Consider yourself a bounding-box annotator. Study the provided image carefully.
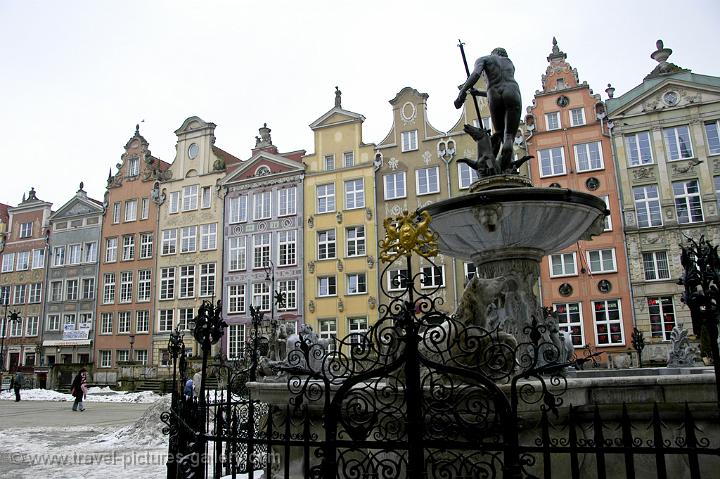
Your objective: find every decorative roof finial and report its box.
[335,86,342,108]
[651,38,672,64]
[135,124,140,135]
[605,83,615,99]
[27,187,37,200]
[256,123,272,148]
[78,181,85,193]
[547,36,566,62]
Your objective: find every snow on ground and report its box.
[0,387,161,403]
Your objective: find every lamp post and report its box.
[128,333,135,362]
[263,259,286,361]
[1,301,22,371]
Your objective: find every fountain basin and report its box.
[422,186,608,265]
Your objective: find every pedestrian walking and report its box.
[71,368,88,411]
[11,371,24,402]
[183,377,193,400]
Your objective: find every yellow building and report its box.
[302,89,379,344]
[154,116,240,365]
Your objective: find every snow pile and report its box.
[91,395,172,448]
[0,388,161,403]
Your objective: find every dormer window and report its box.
[556,78,566,90]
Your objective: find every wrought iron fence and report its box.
[163,217,720,479]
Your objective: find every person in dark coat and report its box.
[10,372,23,402]
[70,368,88,411]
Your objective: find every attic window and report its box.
[556,78,566,90]
[55,222,68,230]
[255,166,271,177]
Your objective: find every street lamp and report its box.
[1,301,22,371]
[263,259,286,361]
[128,333,135,362]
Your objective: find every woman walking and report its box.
[71,368,88,411]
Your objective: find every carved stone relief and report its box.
[631,167,655,181]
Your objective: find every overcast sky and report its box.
[1,0,718,208]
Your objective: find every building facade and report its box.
[95,126,169,382]
[606,40,720,362]
[0,188,52,385]
[303,89,379,344]
[220,125,305,358]
[43,184,103,387]
[524,39,633,359]
[154,117,240,365]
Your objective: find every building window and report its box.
[136,311,149,333]
[253,191,272,220]
[278,280,297,310]
[421,265,445,288]
[139,233,153,259]
[633,185,662,228]
[648,296,676,341]
[642,251,670,281]
[16,251,30,270]
[122,235,135,261]
[458,162,479,189]
[348,317,368,344]
[169,191,180,214]
[673,179,703,224]
[587,249,616,274]
[83,242,97,263]
[201,186,212,209]
[229,195,248,223]
[54,246,66,267]
[178,265,195,299]
[47,314,60,331]
[228,237,246,271]
[128,157,140,177]
[82,278,95,300]
[161,229,177,255]
[141,197,150,220]
[663,125,694,160]
[318,276,337,297]
[13,285,26,304]
[177,308,193,331]
[704,120,720,155]
[135,349,148,364]
[319,319,337,346]
[50,281,63,302]
[137,270,151,302]
[252,283,271,311]
[66,279,79,301]
[62,313,76,329]
[278,187,296,216]
[384,171,406,200]
[28,283,42,304]
[180,226,197,253]
[112,202,121,224]
[346,273,367,295]
[401,130,418,152]
[228,324,246,359]
[100,351,112,368]
[593,299,624,345]
[545,112,560,131]
[278,230,297,266]
[1,253,14,273]
[182,185,199,211]
[601,195,612,231]
[538,147,565,177]
[253,233,271,269]
[103,273,115,304]
[9,316,23,336]
[228,284,246,313]
[32,249,45,269]
[550,253,577,277]
[574,142,604,172]
[464,262,476,283]
[116,350,129,363]
[416,167,440,195]
[554,302,584,346]
[625,131,653,166]
[346,226,366,257]
[317,229,336,260]
[200,223,217,251]
[344,179,365,209]
[23,316,38,337]
[124,199,137,222]
[316,184,336,214]
[343,151,355,168]
[100,313,113,334]
[19,222,32,238]
[160,267,175,300]
[119,272,132,303]
[118,312,131,334]
[388,269,409,291]
[65,245,79,265]
[200,263,215,297]
[570,108,585,127]
[158,310,174,332]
